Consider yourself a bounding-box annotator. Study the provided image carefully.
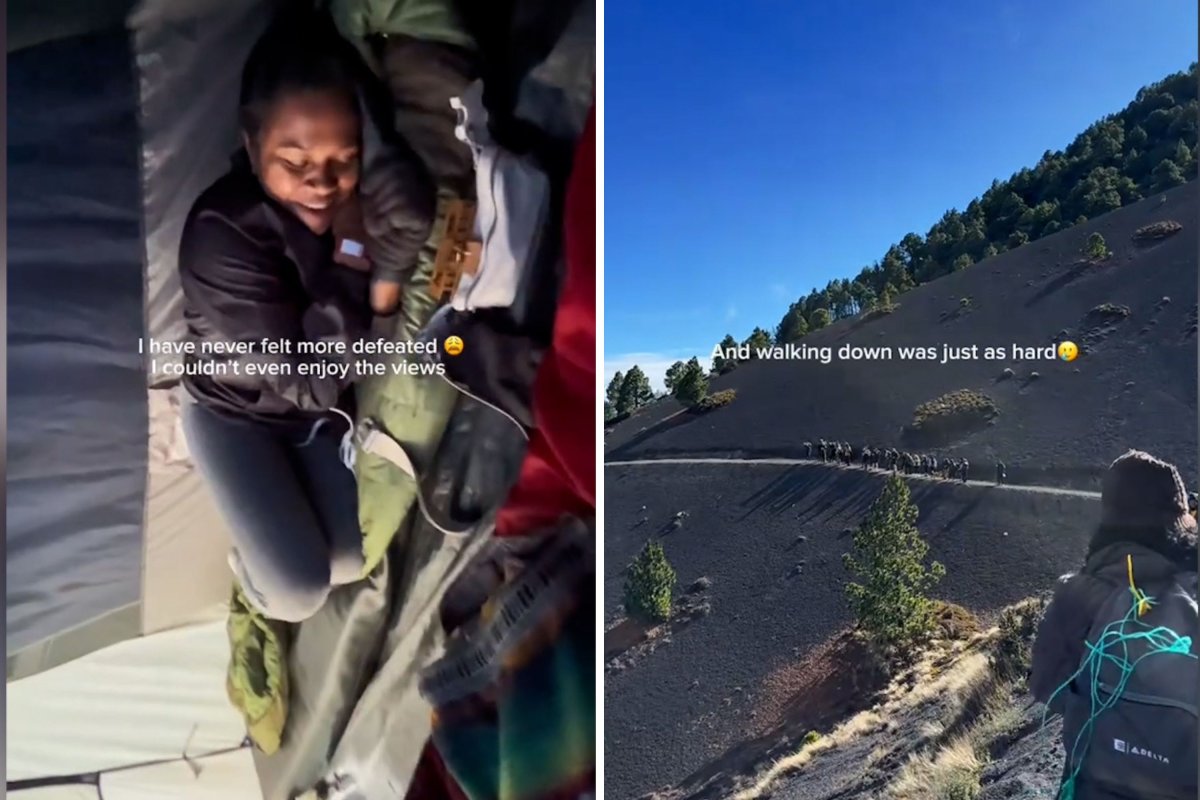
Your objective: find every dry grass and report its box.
[730,636,993,800]
[891,737,982,800]
[727,603,1040,800]
[908,390,999,440]
[697,389,738,411]
[1133,220,1183,242]
[857,304,899,325]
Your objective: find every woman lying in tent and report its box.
[179,9,432,623]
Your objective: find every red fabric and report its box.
[406,740,470,800]
[495,106,596,537]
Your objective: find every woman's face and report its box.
[249,89,361,235]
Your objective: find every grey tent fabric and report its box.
[5,0,281,685]
[253,400,527,798]
[7,0,138,52]
[132,0,283,374]
[7,28,149,666]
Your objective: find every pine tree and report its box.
[624,541,676,622]
[712,334,739,375]
[673,357,708,407]
[664,361,686,394]
[616,366,654,415]
[843,475,945,657]
[605,371,624,416]
[1151,158,1187,192]
[742,327,772,358]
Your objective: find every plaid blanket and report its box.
[420,519,595,800]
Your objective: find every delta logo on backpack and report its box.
[1061,564,1198,798]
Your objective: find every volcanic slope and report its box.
[605,181,1198,488]
[603,462,1100,800]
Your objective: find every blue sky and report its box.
[604,0,1198,391]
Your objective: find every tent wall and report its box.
[133,0,283,371]
[7,30,150,670]
[7,0,281,678]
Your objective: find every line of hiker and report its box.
[802,439,1009,485]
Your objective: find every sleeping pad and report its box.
[223,0,480,768]
[224,186,459,758]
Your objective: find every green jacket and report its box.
[330,0,475,51]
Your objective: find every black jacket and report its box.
[179,152,371,428]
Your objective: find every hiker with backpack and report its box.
[1030,449,1198,800]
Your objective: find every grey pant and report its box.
[182,400,365,623]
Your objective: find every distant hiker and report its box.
[960,458,969,483]
[803,441,813,459]
[1031,450,1198,800]
[996,461,1006,485]
[819,439,828,462]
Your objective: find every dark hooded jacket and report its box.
[179,151,372,429]
[1030,540,1196,710]
[1030,527,1197,799]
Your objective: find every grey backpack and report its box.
[1061,568,1198,798]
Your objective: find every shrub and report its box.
[998,367,1015,381]
[844,475,946,659]
[1133,220,1183,242]
[992,596,1048,681]
[696,389,737,411]
[1028,371,1041,381]
[1083,232,1111,260]
[803,731,822,746]
[1086,303,1131,323]
[858,304,898,325]
[933,601,982,641]
[624,541,676,623]
[910,390,999,435]
[959,296,972,308]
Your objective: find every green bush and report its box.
[844,475,946,659]
[803,731,822,746]
[697,389,737,411]
[624,541,677,623]
[910,390,999,435]
[1084,232,1111,260]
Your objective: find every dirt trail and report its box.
[605,456,1101,499]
